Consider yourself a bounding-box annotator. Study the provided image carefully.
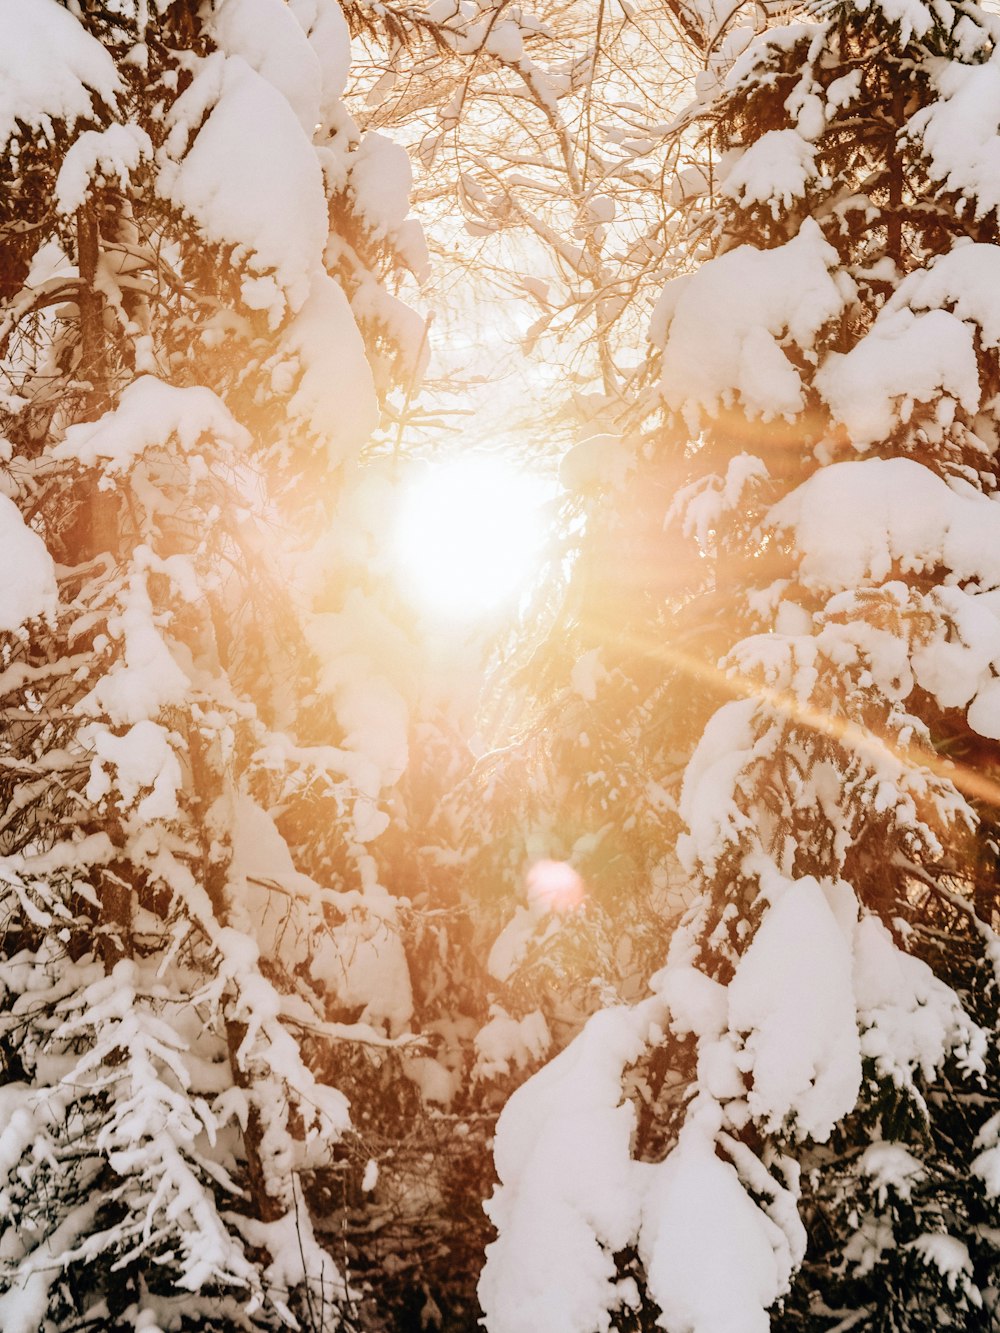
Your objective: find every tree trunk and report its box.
[76,203,119,561]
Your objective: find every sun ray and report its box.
[581,618,1000,814]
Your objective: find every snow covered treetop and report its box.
[651,0,1000,464]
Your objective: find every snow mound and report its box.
[480,1003,660,1333]
[653,220,848,429]
[55,376,250,475]
[770,458,1000,592]
[817,308,979,449]
[0,0,119,152]
[210,0,323,134]
[157,54,327,321]
[728,876,861,1141]
[277,274,379,464]
[640,1108,788,1333]
[0,493,57,630]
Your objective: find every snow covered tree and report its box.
[479,0,1000,1327]
[0,2,429,1328]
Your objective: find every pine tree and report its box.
[0,1,425,1328]
[480,0,1000,1328]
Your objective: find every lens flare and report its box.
[527,859,586,914]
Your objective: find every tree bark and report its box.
[76,203,119,560]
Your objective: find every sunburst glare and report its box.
[392,454,548,620]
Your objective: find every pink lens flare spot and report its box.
[526,859,586,914]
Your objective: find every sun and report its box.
[393,454,548,620]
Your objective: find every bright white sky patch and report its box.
[392,454,547,619]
